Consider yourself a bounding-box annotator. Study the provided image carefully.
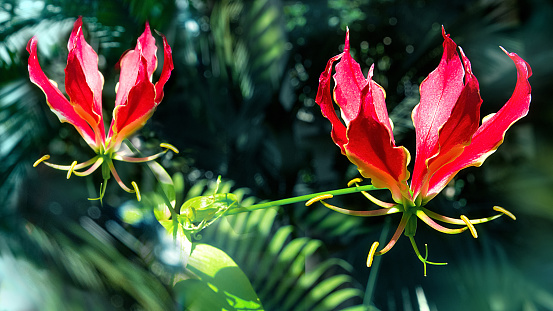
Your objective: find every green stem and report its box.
[226,184,381,215]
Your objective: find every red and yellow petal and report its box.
[344,77,411,203]
[315,52,347,153]
[65,16,105,144]
[333,28,367,125]
[115,23,158,110]
[410,27,465,197]
[27,36,98,150]
[424,48,532,201]
[107,56,157,151]
[422,47,482,195]
[154,32,174,105]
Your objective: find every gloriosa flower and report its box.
[315,27,531,271]
[29,17,177,201]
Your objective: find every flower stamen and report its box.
[366,241,379,267]
[460,215,478,238]
[348,178,396,208]
[66,161,78,179]
[160,143,179,154]
[39,156,99,171]
[113,144,177,163]
[375,213,410,256]
[72,157,104,177]
[347,178,364,187]
[131,181,141,201]
[307,194,403,217]
[416,210,468,234]
[107,159,134,193]
[33,155,51,167]
[305,194,334,206]
[493,206,516,220]
[422,207,500,225]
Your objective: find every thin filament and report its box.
[41,156,100,171]
[416,210,468,234]
[73,157,104,177]
[375,213,411,256]
[114,143,179,162]
[348,178,396,208]
[422,207,503,225]
[320,200,402,217]
[107,159,134,193]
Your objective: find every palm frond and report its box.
[184,178,365,310]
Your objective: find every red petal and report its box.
[333,28,367,124]
[344,74,411,203]
[65,17,105,144]
[154,32,174,105]
[424,49,532,201]
[315,52,347,153]
[411,27,464,197]
[107,56,156,150]
[420,47,483,199]
[114,22,157,110]
[27,36,98,150]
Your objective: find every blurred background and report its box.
[1,0,553,310]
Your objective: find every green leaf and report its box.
[147,160,176,208]
[185,178,364,310]
[178,243,263,310]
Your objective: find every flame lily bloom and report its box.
[29,17,177,201]
[315,27,531,271]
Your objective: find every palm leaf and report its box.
[183,178,365,310]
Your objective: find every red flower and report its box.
[29,17,177,201]
[316,27,531,270]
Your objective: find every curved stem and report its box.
[226,184,381,215]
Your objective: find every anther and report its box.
[460,215,478,238]
[347,178,363,187]
[160,143,179,154]
[366,241,380,267]
[33,155,50,167]
[66,161,78,179]
[131,181,141,201]
[305,194,333,206]
[493,206,516,220]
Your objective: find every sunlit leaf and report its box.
[177,243,263,311]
